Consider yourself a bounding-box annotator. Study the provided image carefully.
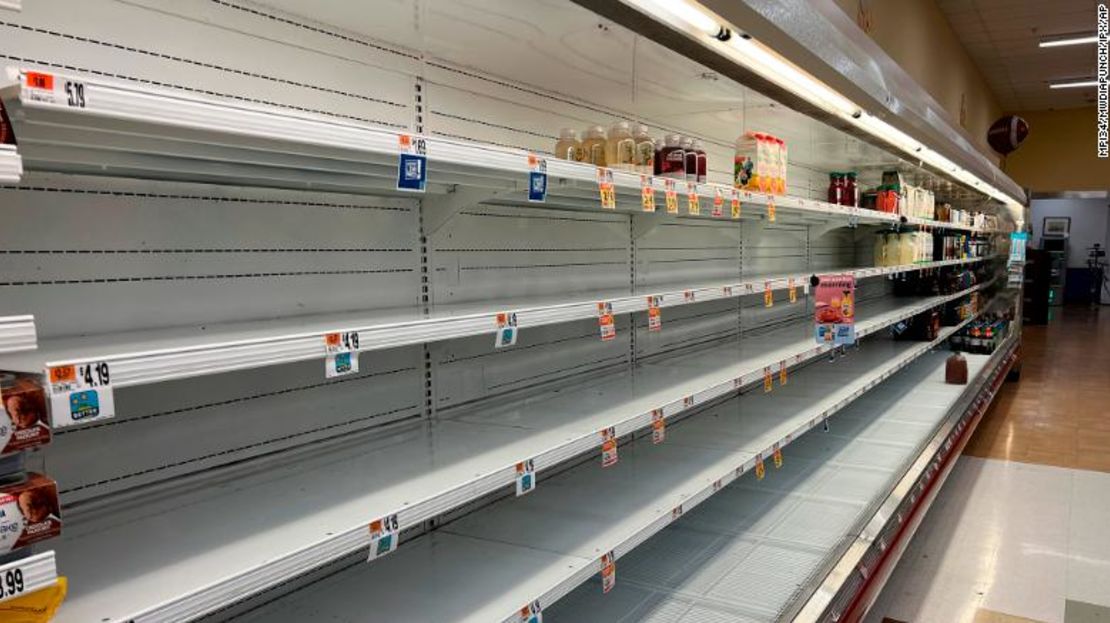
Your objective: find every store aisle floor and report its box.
[865,307,1110,623]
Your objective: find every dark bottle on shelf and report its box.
[827,172,842,205]
[843,172,859,207]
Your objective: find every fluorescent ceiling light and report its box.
[1049,79,1098,89]
[1039,34,1098,47]
[620,0,1026,211]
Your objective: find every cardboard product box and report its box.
[0,473,62,552]
[0,374,52,456]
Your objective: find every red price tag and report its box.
[25,71,54,90]
[730,189,741,219]
[712,187,724,217]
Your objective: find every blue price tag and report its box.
[527,155,547,203]
[396,134,427,192]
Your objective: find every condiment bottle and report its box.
[659,133,686,179]
[693,139,707,184]
[653,138,663,176]
[827,173,842,205]
[555,128,584,162]
[843,172,859,207]
[606,121,635,171]
[582,125,607,166]
[633,124,655,175]
[680,136,697,182]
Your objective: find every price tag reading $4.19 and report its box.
[46,362,115,428]
[324,331,360,378]
[367,514,400,561]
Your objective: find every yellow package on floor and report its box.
[0,577,67,623]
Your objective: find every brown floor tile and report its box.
[964,306,1110,474]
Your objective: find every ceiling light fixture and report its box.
[620,0,1026,214]
[1039,34,1098,48]
[1049,79,1099,89]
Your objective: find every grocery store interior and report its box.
[0,0,1107,622]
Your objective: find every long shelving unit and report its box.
[47,287,986,623]
[0,2,1024,622]
[0,258,991,389]
[235,316,999,623]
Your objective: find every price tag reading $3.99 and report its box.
[367,513,400,561]
[46,362,116,428]
[324,331,360,378]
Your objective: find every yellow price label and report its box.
[788,277,797,303]
[596,167,616,210]
[767,197,776,222]
[755,455,766,480]
[763,367,773,393]
[779,361,787,386]
[686,182,700,215]
[773,445,783,468]
[712,187,724,217]
[731,190,741,219]
[664,179,678,214]
[764,281,773,308]
[640,176,655,212]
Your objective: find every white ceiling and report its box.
[938,0,1100,111]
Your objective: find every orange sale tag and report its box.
[651,409,665,444]
[664,179,679,214]
[601,552,616,594]
[686,182,700,215]
[773,444,783,468]
[640,175,656,212]
[597,301,616,341]
[600,426,618,467]
[731,189,741,219]
[779,361,788,386]
[788,278,797,303]
[764,281,773,308]
[767,197,776,222]
[25,71,55,90]
[647,306,661,331]
[712,187,724,217]
[596,168,616,210]
[755,454,766,480]
[763,367,773,393]
[47,365,75,385]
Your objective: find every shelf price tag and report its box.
[518,601,542,623]
[640,175,656,212]
[772,443,783,469]
[685,182,700,215]
[597,302,616,341]
[779,361,788,386]
[712,187,724,217]
[515,458,536,496]
[46,362,115,428]
[495,312,519,348]
[646,296,662,332]
[367,513,400,561]
[396,134,427,192]
[600,426,618,467]
[0,554,51,605]
[755,454,766,480]
[764,281,773,308]
[731,189,741,219]
[788,278,797,304]
[23,71,87,109]
[664,179,679,214]
[722,285,733,297]
[597,168,616,210]
[600,551,616,594]
[767,196,776,222]
[527,155,547,203]
[671,504,684,521]
[651,408,665,444]
[712,478,724,492]
[324,331,360,378]
[763,367,773,393]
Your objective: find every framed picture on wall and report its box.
[1043,216,1071,238]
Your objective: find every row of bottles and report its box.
[827,172,860,207]
[874,231,994,267]
[555,123,708,180]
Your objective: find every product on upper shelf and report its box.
[0,473,61,553]
[660,133,685,179]
[633,124,654,175]
[827,173,843,205]
[693,139,707,184]
[0,373,51,456]
[582,125,607,166]
[881,169,906,192]
[652,138,663,176]
[734,131,786,194]
[843,172,859,207]
[606,121,635,171]
[680,136,697,182]
[554,128,585,162]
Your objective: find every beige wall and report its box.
[833,0,1003,164]
[1004,107,1110,192]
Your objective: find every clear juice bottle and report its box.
[606,121,635,171]
[582,125,607,166]
[633,124,654,175]
[555,128,584,162]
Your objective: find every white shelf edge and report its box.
[112,285,986,623]
[495,313,982,623]
[4,257,993,389]
[1,67,1006,234]
[0,1,18,12]
[0,144,22,182]
[0,551,57,605]
[0,314,36,354]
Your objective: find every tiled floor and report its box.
[866,306,1110,623]
[963,306,1110,473]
